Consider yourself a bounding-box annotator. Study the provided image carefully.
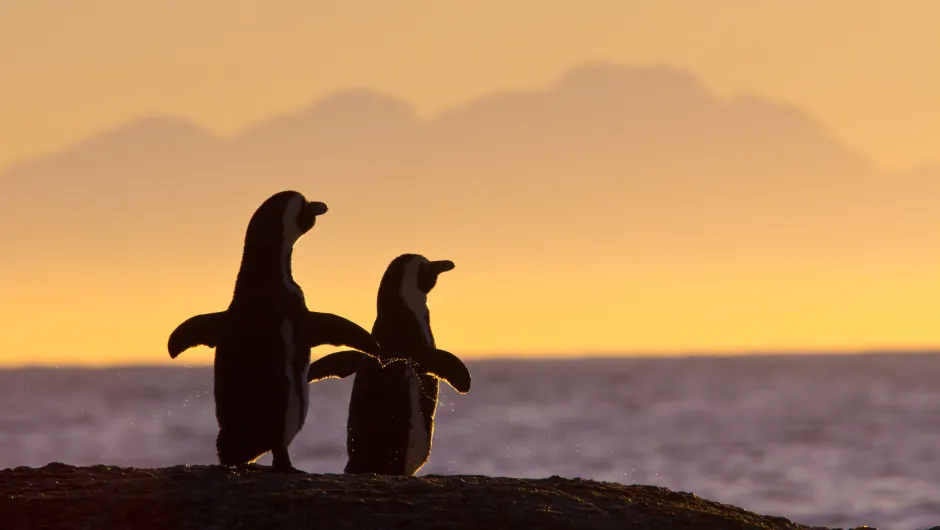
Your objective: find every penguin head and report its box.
[399,254,455,296]
[417,258,456,294]
[244,190,328,250]
[377,253,455,309]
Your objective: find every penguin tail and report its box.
[216,428,268,466]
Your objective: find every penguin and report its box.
[307,253,471,476]
[166,190,383,473]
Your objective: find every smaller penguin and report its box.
[167,190,383,473]
[307,253,471,476]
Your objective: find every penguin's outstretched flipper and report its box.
[413,348,471,394]
[168,311,227,358]
[305,311,383,359]
[307,350,364,382]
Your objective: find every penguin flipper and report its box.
[413,348,472,394]
[305,311,382,359]
[168,312,226,359]
[307,350,364,383]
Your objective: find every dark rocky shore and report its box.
[1,463,877,530]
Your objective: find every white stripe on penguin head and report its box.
[280,194,307,297]
[400,256,432,347]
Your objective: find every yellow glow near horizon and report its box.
[1,260,938,367]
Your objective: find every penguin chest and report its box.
[401,290,433,347]
[281,318,310,446]
[403,361,431,475]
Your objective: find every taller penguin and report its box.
[308,253,471,476]
[167,190,383,473]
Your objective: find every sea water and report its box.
[1,354,938,529]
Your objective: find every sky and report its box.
[2,0,938,175]
[0,1,938,366]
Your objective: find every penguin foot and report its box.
[271,446,305,474]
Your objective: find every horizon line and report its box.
[3,347,938,369]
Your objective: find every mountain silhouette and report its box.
[2,64,933,263]
[0,63,936,359]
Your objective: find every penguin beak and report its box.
[430,260,455,275]
[306,201,328,216]
[296,201,328,233]
[417,260,455,293]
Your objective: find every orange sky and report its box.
[2,260,938,367]
[1,0,938,175]
[0,1,938,366]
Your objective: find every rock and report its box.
[1,462,840,529]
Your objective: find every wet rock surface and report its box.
[1,462,873,529]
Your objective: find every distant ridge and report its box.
[0,63,936,361]
[3,63,935,258]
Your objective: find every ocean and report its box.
[1,354,938,529]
